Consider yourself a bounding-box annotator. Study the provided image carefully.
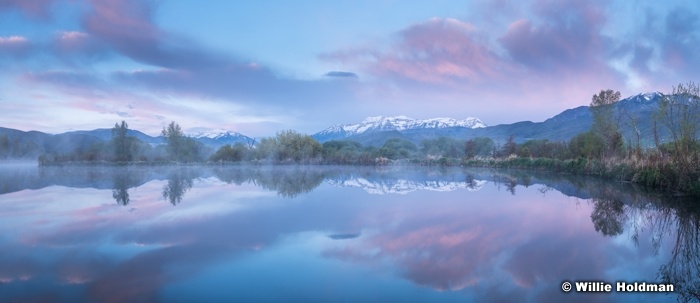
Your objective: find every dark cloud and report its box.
[79,0,221,70]
[3,0,700,132]
[629,44,654,75]
[665,7,698,34]
[0,0,207,66]
[0,0,356,123]
[323,71,358,78]
[609,4,700,89]
[499,0,607,72]
[660,8,700,74]
[112,64,354,108]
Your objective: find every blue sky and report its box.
[0,0,698,136]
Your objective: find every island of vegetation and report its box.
[23,82,700,195]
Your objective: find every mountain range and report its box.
[312,92,666,146]
[0,127,253,159]
[0,91,674,158]
[313,116,486,142]
[188,130,256,147]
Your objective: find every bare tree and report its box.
[622,109,642,156]
[590,89,623,158]
[656,82,700,158]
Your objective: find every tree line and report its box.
[36,118,542,165]
[470,83,700,195]
[33,82,700,194]
[38,121,210,164]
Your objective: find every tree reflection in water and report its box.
[3,165,699,300]
[110,168,147,206]
[162,169,196,205]
[477,169,700,301]
[589,190,700,302]
[213,166,326,198]
[654,201,700,303]
[254,168,325,198]
[590,198,625,237]
[112,173,131,206]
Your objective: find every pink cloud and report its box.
[79,0,229,70]
[52,31,109,58]
[320,181,657,300]
[0,0,355,134]
[0,35,32,57]
[319,1,638,123]
[324,18,507,87]
[82,0,158,54]
[323,3,614,89]
[0,168,683,302]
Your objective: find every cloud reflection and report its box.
[0,166,692,302]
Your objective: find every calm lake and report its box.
[0,164,697,302]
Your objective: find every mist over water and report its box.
[0,165,696,302]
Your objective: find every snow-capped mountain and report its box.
[313,115,486,142]
[187,129,255,147]
[189,129,245,140]
[620,91,664,109]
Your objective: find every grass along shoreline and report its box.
[455,155,700,196]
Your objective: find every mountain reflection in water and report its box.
[0,164,698,302]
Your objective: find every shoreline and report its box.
[33,156,700,196]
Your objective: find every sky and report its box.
[0,0,699,137]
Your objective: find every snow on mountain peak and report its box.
[621,92,664,108]
[316,115,486,137]
[641,91,663,101]
[187,129,245,139]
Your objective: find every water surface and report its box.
[0,165,697,302]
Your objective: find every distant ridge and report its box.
[0,91,677,158]
[187,129,255,147]
[0,127,254,159]
[312,92,668,146]
[64,128,255,147]
[313,115,486,142]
